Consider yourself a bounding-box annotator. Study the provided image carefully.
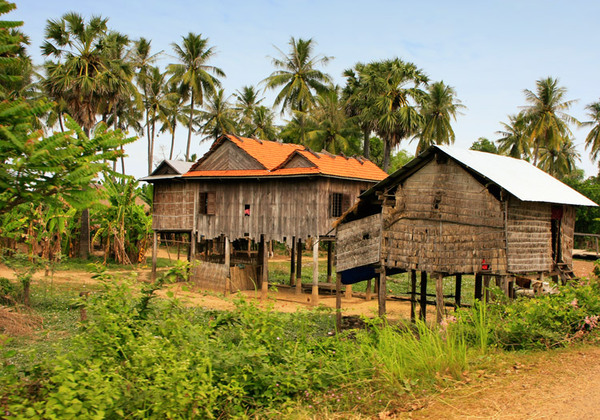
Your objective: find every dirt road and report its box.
[406,345,600,419]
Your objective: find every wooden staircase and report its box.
[552,263,577,285]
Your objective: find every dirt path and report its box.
[405,345,600,419]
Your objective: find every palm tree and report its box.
[279,111,314,145]
[248,106,278,141]
[200,89,237,142]
[264,37,332,115]
[538,137,580,179]
[131,37,162,172]
[342,64,377,159]
[168,33,224,161]
[306,87,360,154]
[522,77,578,165]
[414,81,464,154]
[234,85,264,135]
[496,113,531,159]
[360,58,428,171]
[144,66,170,172]
[160,82,187,160]
[583,100,600,162]
[41,13,110,134]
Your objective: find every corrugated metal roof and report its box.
[140,160,195,182]
[434,146,597,206]
[164,160,194,175]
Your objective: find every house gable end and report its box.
[195,139,266,171]
[280,153,316,169]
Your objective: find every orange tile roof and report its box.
[184,134,388,182]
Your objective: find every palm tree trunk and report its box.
[146,109,152,174]
[383,135,392,172]
[362,127,370,159]
[150,119,156,171]
[58,113,65,133]
[186,91,195,161]
[169,123,176,160]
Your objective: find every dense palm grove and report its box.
[2,0,600,257]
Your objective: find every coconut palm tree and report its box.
[360,58,428,171]
[583,100,600,162]
[279,110,314,145]
[306,87,360,154]
[264,37,332,115]
[522,77,578,166]
[414,81,464,154]
[144,66,170,172]
[160,83,187,160]
[168,33,224,160]
[234,85,264,135]
[496,113,531,159]
[41,13,110,134]
[248,106,278,141]
[538,137,580,179]
[200,89,237,142]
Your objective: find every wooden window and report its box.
[199,191,216,215]
[329,193,350,218]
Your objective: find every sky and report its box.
[13,0,600,179]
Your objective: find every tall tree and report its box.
[200,88,237,142]
[583,100,600,162]
[41,12,110,133]
[414,81,464,154]
[168,33,224,161]
[144,66,169,171]
[264,37,332,115]
[248,106,278,141]
[234,85,264,135]
[160,82,186,160]
[522,77,578,165]
[496,113,531,159]
[538,137,580,179]
[359,58,428,171]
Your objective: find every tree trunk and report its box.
[58,113,65,133]
[146,108,152,175]
[169,123,176,160]
[383,136,391,172]
[186,91,195,162]
[362,126,370,159]
[79,208,90,260]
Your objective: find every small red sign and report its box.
[481,259,490,271]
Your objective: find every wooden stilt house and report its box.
[334,145,597,322]
[144,134,387,299]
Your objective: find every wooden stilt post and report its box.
[295,238,302,294]
[151,231,158,281]
[326,240,333,283]
[224,237,231,296]
[335,272,342,332]
[345,283,352,299]
[378,265,387,318]
[483,275,491,302]
[420,271,427,321]
[260,235,268,300]
[435,273,444,323]
[311,239,319,306]
[410,270,417,322]
[454,274,462,308]
[289,236,296,286]
[365,279,372,301]
[474,273,483,300]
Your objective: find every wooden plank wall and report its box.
[381,159,507,274]
[560,205,576,266]
[194,177,372,244]
[195,140,263,171]
[152,182,195,231]
[336,213,382,272]
[506,198,552,272]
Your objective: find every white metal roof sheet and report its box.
[435,146,597,207]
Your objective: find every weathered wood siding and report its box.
[152,181,195,231]
[336,213,382,272]
[381,159,507,274]
[506,198,552,273]
[192,177,373,244]
[196,141,263,171]
[285,154,314,168]
[561,205,576,266]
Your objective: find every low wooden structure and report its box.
[144,135,387,300]
[334,146,597,324]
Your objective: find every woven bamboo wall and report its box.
[381,159,507,274]
[152,182,195,231]
[561,205,576,266]
[191,261,229,292]
[336,213,382,272]
[506,198,552,273]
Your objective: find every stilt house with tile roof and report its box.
[144,134,387,298]
[333,145,597,323]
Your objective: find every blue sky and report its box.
[14,0,600,179]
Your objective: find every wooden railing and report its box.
[574,232,600,257]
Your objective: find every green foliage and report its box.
[562,175,600,233]
[470,137,498,154]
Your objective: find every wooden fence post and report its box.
[378,265,387,318]
[410,270,417,322]
[435,273,444,323]
[295,239,303,295]
[335,272,342,332]
[260,235,268,300]
[420,271,427,321]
